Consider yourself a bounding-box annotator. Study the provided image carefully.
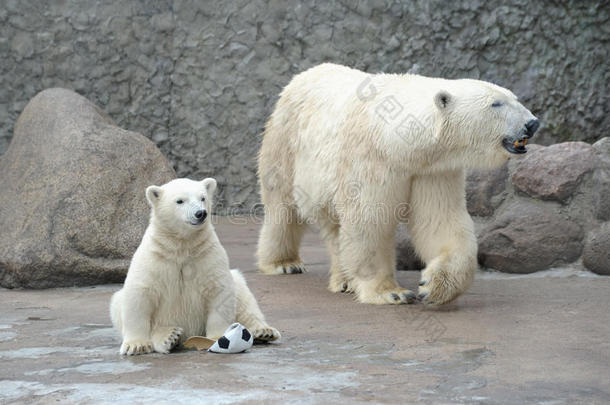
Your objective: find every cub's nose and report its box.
[194,210,206,220]
[525,119,540,137]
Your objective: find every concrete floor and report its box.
[1,217,609,404]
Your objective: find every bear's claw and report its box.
[282,264,305,274]
[379,290,417,305]
[340,281,355,293]
[403,291,417,303]
[120,340,154,356]
[152,326,183,354]
[262,261,306,275]
[252,326,281,343]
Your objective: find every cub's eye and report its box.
[176,200,184,205]
[201,197,206,202]
[491,101,503,107]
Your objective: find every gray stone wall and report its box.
[1,0,608,212]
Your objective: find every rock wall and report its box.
[1,0,608,211]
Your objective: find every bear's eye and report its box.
[176,199,184,205]
[491,101,503,107]
[201,197,206,202]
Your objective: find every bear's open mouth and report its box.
[502,137,528,154]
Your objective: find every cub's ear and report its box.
[201,178,217,196]
[146,186,163,207]
[434,90,452,111]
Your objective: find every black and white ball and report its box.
[209,323,253,354]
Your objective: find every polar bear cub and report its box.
[110,177,280,355]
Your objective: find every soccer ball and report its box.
[209,323,253,354]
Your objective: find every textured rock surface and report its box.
[466,164,508,217]
[511,142,599,203]
[1,0,608,211]
[583,223,610,275]
[0,88,175,288]
[592,138,610,221]
[478,202,583,273]
[593,137,610,156]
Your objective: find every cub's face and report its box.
[146,178,217,233]
[435,79,539,168]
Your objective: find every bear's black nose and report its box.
[525,119,539,137]
[194,210,205,219]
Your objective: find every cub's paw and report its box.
[261,261,306,275]
[120,340,154,356]
[152,326,183,354]
[251,325,281,343]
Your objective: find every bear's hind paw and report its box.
[359,288,417,305]
[386,290,417,305]
[261,261,306,275]
[328,275,354,294]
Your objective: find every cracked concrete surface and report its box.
[0,217,609,404]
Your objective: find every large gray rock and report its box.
[0,88,175,288]
[466,163,508,217]
[593,137,610,156]
[478,202,583,274]
[583,223,610,275]
[511,142,599,203]
[592,138,610,221]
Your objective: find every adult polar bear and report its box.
[257,63,539,305]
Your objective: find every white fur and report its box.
[257,63,537,305]
[111,178,279,355]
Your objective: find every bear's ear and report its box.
[145,185,163,207]
[201,178,217,196]
[434,90,452,111]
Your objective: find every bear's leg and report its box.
[257,204,307,275]
[109,289,123,335]
[231,270,281,342]
[408,170,478,305]
[114,288,157,355]
[339,223,416,305]
[204,285,236,340]
[319,221,353,293]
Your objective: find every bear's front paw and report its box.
[251,325,281,343]
[151,326,183,354]
[120,339,154,356]
[418,271,461,305]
